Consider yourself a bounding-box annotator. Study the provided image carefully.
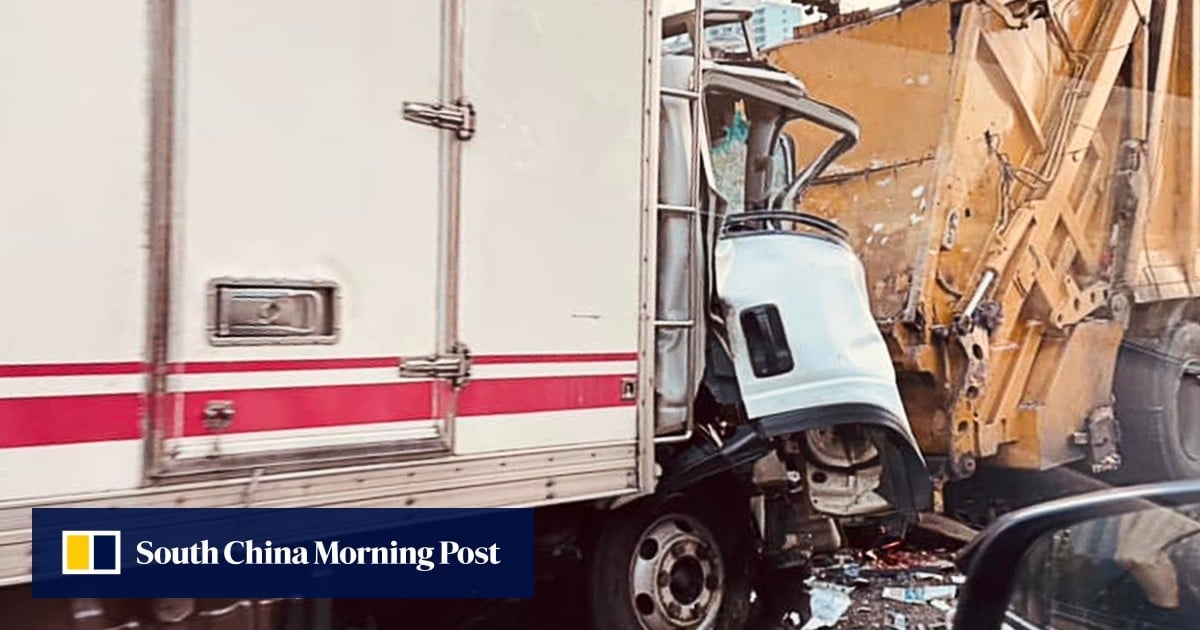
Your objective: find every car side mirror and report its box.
[953,478,1200,629]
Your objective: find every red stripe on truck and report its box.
[458,374,631,416]
[177,374,631,436]
[1,373,635,447]
[0,362,144,377]
[0,394,142,447]
[180,382,434,435]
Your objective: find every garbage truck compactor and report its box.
[770,0,1200,505]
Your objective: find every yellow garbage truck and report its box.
[768,0,1200,505]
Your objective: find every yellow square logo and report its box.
[61,530,121,575]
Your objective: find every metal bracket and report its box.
[399,343,473,388]
[202,400,235,432]
[941,208,960,251]
[402,98,476,140]
[1072,405,1122,473]
[980,0,1031,29]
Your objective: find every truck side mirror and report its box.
[954,477,1200,629]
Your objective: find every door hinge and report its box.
[402,98,476,140]
[399,343,473,388]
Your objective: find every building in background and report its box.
[748,2,808,49]
[704,1,830,50]
[664,1,898,54]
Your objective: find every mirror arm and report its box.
[770,134,854,210]
[767,97,859,211]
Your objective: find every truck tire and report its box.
[1113,322,1200,482]
[585,489,754,630]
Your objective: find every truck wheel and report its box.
[1113,322,1200,482]
[585,491,753,630]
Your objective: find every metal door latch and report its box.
[399,343,473,388]
[203,400,236,432]
[402,99,476,140]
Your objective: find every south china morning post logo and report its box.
[61,530,121,575]
[62,530,502,574]
[131,538,502,571]
[33,507,534,598]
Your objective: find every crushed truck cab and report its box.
[651,9,930,523]
[0,2,928,628]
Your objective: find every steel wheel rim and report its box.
[628,513,724,629]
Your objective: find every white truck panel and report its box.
[458,0,645,355]
[170,0,441,362]
[170,420,442,459]
[0,1,148,501]
[163,0,446,461]
[0,374,144,399]
[0,442,141,502]
[0,0,148,363]
[456,408,638,454]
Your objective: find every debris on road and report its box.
[881,585,958,604]
[801,582,854,630]
[805,534,970,628]
[915,512,980,545]
[886,611,907,629]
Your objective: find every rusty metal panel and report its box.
[1130,0,1200,301]
[768,0,953,321]
[994,320,1124,470]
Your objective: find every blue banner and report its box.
[32,508,533,598]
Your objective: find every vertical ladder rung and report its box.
[655,0,705,446]
[660,87,701,100]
